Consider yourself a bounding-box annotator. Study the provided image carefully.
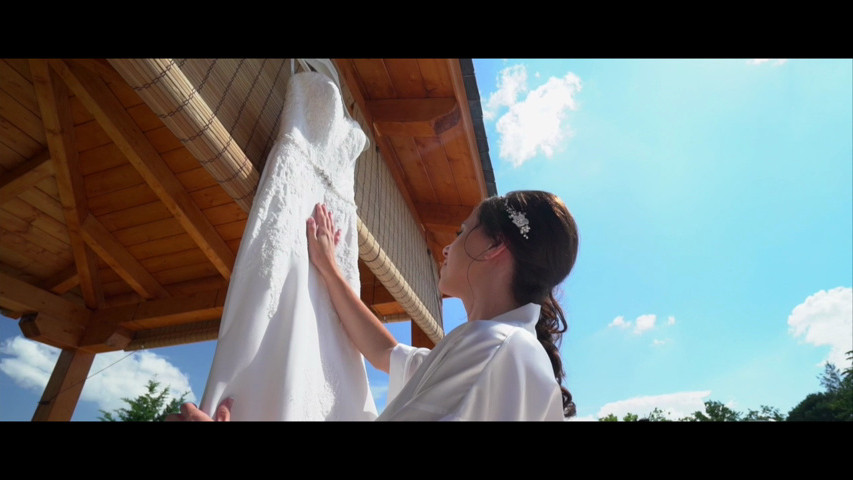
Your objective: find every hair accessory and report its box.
[504,199,530,239]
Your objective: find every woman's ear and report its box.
[482,241,508,260]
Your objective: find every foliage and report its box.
[787,357,853,422]
[99,379,187,422]
[682,400,741,422]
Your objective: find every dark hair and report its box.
[476,190,579,417]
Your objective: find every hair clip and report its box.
[505,199,530,239]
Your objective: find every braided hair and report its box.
[476,191,579,417]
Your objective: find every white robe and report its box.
[380,303,565,421]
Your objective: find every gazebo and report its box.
[0,58,496,420]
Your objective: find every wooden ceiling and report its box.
[0,58,493,355]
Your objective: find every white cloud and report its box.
[0,335,195,414]
[634,314,657,334]
[667,315,676,326]
[747,59,788,66]
[597,390,712,420]
[483,65,528,121]
[484,64,583,167]
[608,315,630,329]
[652,338,667,346]
[370,383,388,403]
[788,286,853,368]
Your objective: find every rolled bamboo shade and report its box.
[109,58,444,345]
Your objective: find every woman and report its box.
[172,190,578,421]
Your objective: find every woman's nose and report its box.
[442,244,450,258]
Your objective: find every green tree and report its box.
[99,379,187,422]
[742,405,785,422]
[682,400,741,421]
[787,359,853,421]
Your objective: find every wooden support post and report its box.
[31,348,95,421]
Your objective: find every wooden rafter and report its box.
[31,348,94,421]
[368,98,460,137]
[48,59,236,280]
[0,150,53,204]
[80,214,169,300]
[29,59,104,309]
[0,271,89,325]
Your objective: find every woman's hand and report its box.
[165,398,233,422]
[306,203,342,280]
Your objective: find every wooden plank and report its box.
[384,59,428,98]
[0,115,43,158]
[415,202,473,230]
[161,147,202,174]
[445,59,488,200]
[0,236,62,277]
[20,312,87,351]
[0,271,89,324]
[351,59,397,99]
[83,163,144,198]
[416,59,454,97]
[39,263,80,294]
[190,184,241,209]
[0,216,69,255]
[0,227,71,267]
[112,217,184,246]
[387,136,437,203]
[97,200,171,231]
[3,196,68,242]
[440,123,484,206]
[73,119,113,152]
[30,59,103,309]
[202,202,248,226]
[4,59,32,81]
[0,142,27,170]
[126,102,164,132]
[77,142,127,175]
[141,248,207,273]
[144,125,184,153]
[415,136,462,204]
[126,233,197,260]
[80,213,170,300]
[368,98,459,137]
[31,347,94,421]
[19,185,67,224]
[155,262,219,285]
[87,183,158,216]
[176,166,218,192]
[0,59,40,114]
[52,59,235,280]
[91,288,225,331]
[0,150,53,204]
[0,88,46,144]
[214,219,248,242]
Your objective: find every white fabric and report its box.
[379,303,565,421]
[199,66,377,421]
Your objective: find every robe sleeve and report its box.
[387,343,431,405]
[445,329,565,421]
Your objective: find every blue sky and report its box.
[2,58,851,421]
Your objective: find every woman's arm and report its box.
[306,203,397,373]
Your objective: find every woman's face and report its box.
[438,206,494,298]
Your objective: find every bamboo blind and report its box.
[109,58,444,346]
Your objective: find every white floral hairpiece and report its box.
[504,199,530,239]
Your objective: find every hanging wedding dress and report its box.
[200,59,377,420]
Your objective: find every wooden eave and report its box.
[0,58,494,354]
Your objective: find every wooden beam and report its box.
[30,59,104,309]
[415,202,473,230]
[446,59,488,200]
[19,312,86,350]
[0,271,89,325]
[49,59,236,280]
[80,213,169,300]
[31,348,94,421]
[0,150,53,204]
[368,98,459,137]
[90,287,225,331]
[411,320,435,348]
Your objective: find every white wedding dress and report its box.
[200,61,378,420]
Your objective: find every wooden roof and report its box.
[0,58,493,355]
